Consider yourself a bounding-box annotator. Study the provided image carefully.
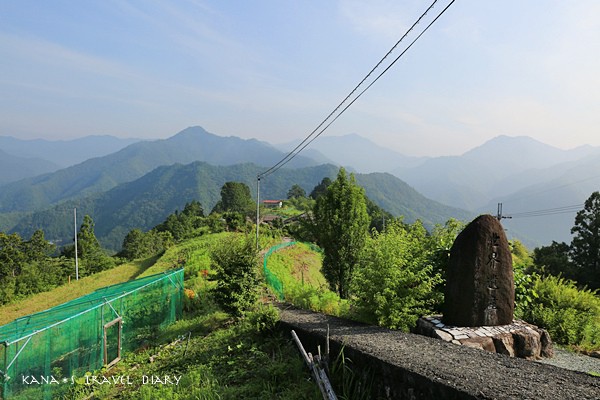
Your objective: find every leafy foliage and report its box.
[533,240,575,279]
[211,181,254,215]
[74,215,116,274]
[519,275,600,351]
[0,230,72,304]
[211,235,260,316]
[351,220,442,331]
[312,168,369,299]
[570,191,600,289]
[309,177,332,199]
[287,184,307,199]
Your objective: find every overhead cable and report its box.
[258,0,455,179]
[506,203,583,219]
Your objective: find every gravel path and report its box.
[279,306,600,400]
[537,348,600,375]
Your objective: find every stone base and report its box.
[414,315,554,360]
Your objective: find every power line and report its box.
[258,0,455,180]
[502,174,600,204]
[505,203,583,219]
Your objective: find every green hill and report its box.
[9,162,472,252]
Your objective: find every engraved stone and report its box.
[443,214,515,326]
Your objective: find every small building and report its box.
[0,269,184,399]
[262,200,283,208]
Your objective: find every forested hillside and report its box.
[8,162,471,251]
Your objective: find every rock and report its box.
[413,318,435,336]
[512,329,541,360]
[539,329,554,358]
[492,333,515,357]
[461,337,496,352]
[444,215,514,327]
[433,328,453,342]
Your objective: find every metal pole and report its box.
[256,177,260,250]
[74,208,79,280]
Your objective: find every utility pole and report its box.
[74,208,79,280]
[497,203,512,221]
[256,177,260,250]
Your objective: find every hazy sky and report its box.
[1,0,599,156]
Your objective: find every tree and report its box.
[120,228,148,260]
[287,184,306,199]
[533,241,575,279]
[365,196,394,233]
[309,177,332,200]
[211,182,254,215]
[211,235,259,316]
[570,191,600,289]
[77,215,114,274]
[154,200,207,241]
[312,168,369,298]
[24,229,55,263]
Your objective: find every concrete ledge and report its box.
[277,306,600,400]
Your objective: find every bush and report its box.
[351,220,442,331]
[520,275,600,351]
[211,235,259,316]
[243,304,279,333]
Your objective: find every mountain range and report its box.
[1,126,597,249]
[278,134,600,246]
[0,127,318,213]
[0,135,142,183]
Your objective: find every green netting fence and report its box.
[0,268,184,400]
[263,242,322,300]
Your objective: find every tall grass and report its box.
[264,243,350,317]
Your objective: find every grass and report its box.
[0,255,160,325]
[62,299,320,400]
[264,242,350,317]
[1,232,321,400]
[0,233,227,326]
[51,235,321,400]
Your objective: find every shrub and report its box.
[520,275,600,351]
[351,220,442,331]
[211,235,259,316]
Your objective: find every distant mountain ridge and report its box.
[393,135,600,212]
[0,149,60,185]
[9,162,472,251]
[2,127,597,248]
[0,134,142,167]
[0,126,319,213]
[0,134,141,185]
[277,133,427,173]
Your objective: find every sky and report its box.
[1,0,599,157]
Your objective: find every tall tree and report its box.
[309,177,332,200]
[570,191,600,289]
[533,241,576,279]
[211,182,254,214]
[287,184,306,199]
[312,168,369,298]
[77,215,114,274]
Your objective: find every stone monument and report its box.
[413,214,553,359]
[444,214,514,327]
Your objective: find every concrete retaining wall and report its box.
[277,306,600,400]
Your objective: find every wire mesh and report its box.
[0,268,184,399]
